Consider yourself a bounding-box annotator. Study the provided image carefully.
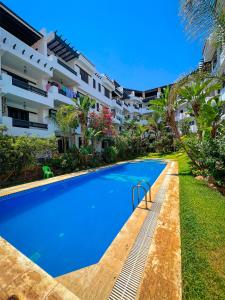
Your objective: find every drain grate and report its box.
[109,164,173,300]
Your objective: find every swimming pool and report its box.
[0,160,166,277]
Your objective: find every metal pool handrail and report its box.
[137,179,151,202]
[132,184,148,211]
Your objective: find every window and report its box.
[102,140,109,149]
[80,68,89,84]
[98,83,101,92]
[104,87,110,98]
[97,103,100,111]
[8,106,29,121]
[58,138,69,153]
[93,78,96,89]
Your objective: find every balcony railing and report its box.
[12,119,29,128]
[12,118,48,129]
[57,59,77,76]
[12,77,47,97]
[29,121,48,129]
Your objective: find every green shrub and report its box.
[187,136,225,186]
[103,146,118,163]
[0,135,57,184]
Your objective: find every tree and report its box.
[55,103,79,152]
[177,73,222,139]
[55,95,95,151]
[73,95,96,146]
[200,96,225,138]
[89,106,115,138]
[148,86,180,140]
[179,0,225,44]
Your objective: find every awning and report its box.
[47,33,79,62]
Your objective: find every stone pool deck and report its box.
[0,160,181,300]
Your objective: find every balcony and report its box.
[12,118,48,129]
[57,59,77,76]
[0,27,53,76]
[0,73,54,108]
[12,77,47,97]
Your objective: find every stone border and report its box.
[0,238,79,299]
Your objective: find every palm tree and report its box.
[85,127,102,150]
[144,112,161,140]
[200,96,225,138]
[73,95,96,146]
[55,95,95,151]
[177,74,221,139]
[148,86,180,139]
[179,0,225,43]
[55,104,79,152]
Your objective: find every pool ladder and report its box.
[132,180,151,211]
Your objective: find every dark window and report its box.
[93,78,96,89]
[102,140,108,149]
[139,104,142,108]
[98,83,101,92]
[104,87,110,98]
[180,110,183,113]
[58,138,69,153]
[97,103,100,111]
[8,106,29,121]
[80,68,89,84]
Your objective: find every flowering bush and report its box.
[89,106,116,138]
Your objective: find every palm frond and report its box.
[180,0,225,43]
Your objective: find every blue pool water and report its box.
[0,160,166,277]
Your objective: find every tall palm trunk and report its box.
[80,122,87,147]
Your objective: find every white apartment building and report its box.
[0,2,158,151]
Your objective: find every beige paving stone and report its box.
[137,162,181,300]
[0,238,79,300]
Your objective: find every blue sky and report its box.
[4,0,203,90]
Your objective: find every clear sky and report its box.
[3,0,203,90]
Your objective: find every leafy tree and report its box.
[200,96,225,138]
[89,106,115,138]
[149,86,180,139]
[55,103,79,152]
[177,73,222,139]
[180,0,225,44]
[178,117,192,135]
[73,95,96,146]
[55,95,95,151]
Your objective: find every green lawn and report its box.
[146,152,225,299]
